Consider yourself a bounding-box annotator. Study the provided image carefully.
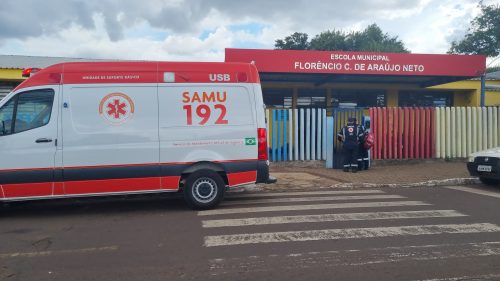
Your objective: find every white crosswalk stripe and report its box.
[222,194,406,206]
[222,194,405,206]
[204,223,500,247]
[209,242,500,275]
[198,200,430,216]
[202,210,467,228]
[225,189,385,198]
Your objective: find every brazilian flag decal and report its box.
[245,137,257,145]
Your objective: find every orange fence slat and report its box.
[398,108,404,159]
[388,108,393,159]
[404,108,409,159]
[430,108,436,158]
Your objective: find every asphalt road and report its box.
[1,184,500,281]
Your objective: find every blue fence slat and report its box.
[272,110,277,162]
[285,110,289,161]
[277,110,282,161]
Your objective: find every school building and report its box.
[225,48,498,108]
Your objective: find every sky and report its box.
[0,0,497,66]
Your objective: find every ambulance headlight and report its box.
[467,155,475,163]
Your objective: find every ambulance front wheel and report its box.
[183,170,225,210]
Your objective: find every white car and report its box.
[467,147,500,186]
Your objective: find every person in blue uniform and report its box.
[337,117,365,173]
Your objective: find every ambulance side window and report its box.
[0,89,55,136]
[0,98,15,135]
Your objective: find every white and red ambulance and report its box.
[0,61,272,209]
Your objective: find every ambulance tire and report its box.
[183,170,225,210]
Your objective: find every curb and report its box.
[232,177,481,193]
[331,177,481,188]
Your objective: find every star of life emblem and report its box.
[99,92,135,125]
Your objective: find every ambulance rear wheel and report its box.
[183,170,225,210]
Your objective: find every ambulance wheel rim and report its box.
[192,177,218,203]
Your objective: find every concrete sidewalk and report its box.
[254,159,479,191]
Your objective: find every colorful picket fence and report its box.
[266,108,327,161]
[369,107,435,160]
[435,107,499,159]
[369,107,500,160]
[267,106,500,163]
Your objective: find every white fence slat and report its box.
[435,108,441,158]
[458,107,463,158]
[311,108,316,160]
[294,109,299,161]
[456,107,462,158]
[460,107,467,158]
[322,109,327,160]
[317,109,322,160]
[300,109,305,161]
[498,106,500,147]
[288,109,293,160]
[477,107,482,151]
[305,108,310,160]
[482,107,487,150]
[451,107,456,158]
[445,107,451,158]
[440,108,446,159]
[466,107,472,156]
[488,107,493,149]
[494,107,499,148]
[472,107,478,153]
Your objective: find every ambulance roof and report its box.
[14,61,260,91]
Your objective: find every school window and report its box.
[297,88,327,108]
[398,91,453,107]
[331,89,386,108]
[263,88,293,109]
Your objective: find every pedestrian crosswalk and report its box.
[202,210,466,228]
[200,189,500,277]
[198,200,431,216]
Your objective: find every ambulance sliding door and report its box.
[61,85,160,195]
[157,84,257,189]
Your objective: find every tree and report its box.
[449,3,500,57]
[345,24,409,53]
[487,66,500,73]
[309,30,348,51]
[274,32,310,50]
[275,24,409,53]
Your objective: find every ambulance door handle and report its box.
[35,138,53,143]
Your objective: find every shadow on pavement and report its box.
[0,193,192,218]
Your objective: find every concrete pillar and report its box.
[386,89,398,107]
[292,88,299,109]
